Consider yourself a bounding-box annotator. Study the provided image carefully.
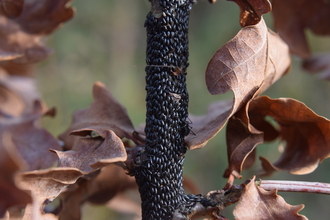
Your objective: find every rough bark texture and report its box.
[134,0,193,219]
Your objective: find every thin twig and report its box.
[257,180,330,195]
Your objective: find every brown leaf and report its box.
[230,0,272,27]
[272,0,330,58]
[186,100,232,149]
[224,104,263,178]
[302,53,330,80]
[58,165,137,220]
[187,18,289,150]
[0,108,61,171]
[53,129,127,174]
[233,176,307,220]
[0,0,74,75]
[59,82,136,150]
[19,168,84,220]
[0,133,31,217]
[249,96,330,175]
[0,0,24,18]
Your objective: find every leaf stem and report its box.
[257,180,330,195]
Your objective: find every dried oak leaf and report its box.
[230,0,271,27]
[0,0,24,18]
[248,96,330,175]
[0,0,74,76]
[186,18,290,149]
[272,0,330,58]
[233,177,307,220]
[59,82,135,150]
[58,164,137,220]
[53,128,127,174]
[302,53,330,80]
[0,134,31,217]
[19,128,128,220]
[0,107,61,171]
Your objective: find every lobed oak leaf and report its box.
[230,0,271,27]
[53,128,127,174]
[233,176,307,220]
[188,18,289,150]
[249,96,330,175]
[57,164,137,220]
[0,0,24,18]
[302,53,330,80]
[0,133,31,217]
[58,82,136,150]
[272,0,330,58]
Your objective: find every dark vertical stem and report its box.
[134,0,193,219]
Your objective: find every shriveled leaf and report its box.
[249,96,330,175]
[233,177,307,220]
[0,0,24,18]
[302,53,330,80]
[230,0,271,27]
[0,134,31,217]
[224,105,263,178]
[0,107,61,171]
[272,0,330,58]
[0,0,74,75]
[188,18,289,149]
[58,165,137,220]
[53,129,127,173]
[59,82,135,150]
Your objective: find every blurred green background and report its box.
[37,0,330,219]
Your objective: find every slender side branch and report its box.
[257,180,330,195]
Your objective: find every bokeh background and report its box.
[37,0,330,219]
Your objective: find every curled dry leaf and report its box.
[302,53,330,80]
[58,165,137,220]
[233,177,307,220]
[272,0,330,58]
[53,128,127,174]
[224,104,263,178]
[230,0,271,27]
[0,0,24,18]
[0,0,74,76]
[59,82,136,150]
[249,96,330,175]
[0,133,31,217]
[187,18,290,150]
